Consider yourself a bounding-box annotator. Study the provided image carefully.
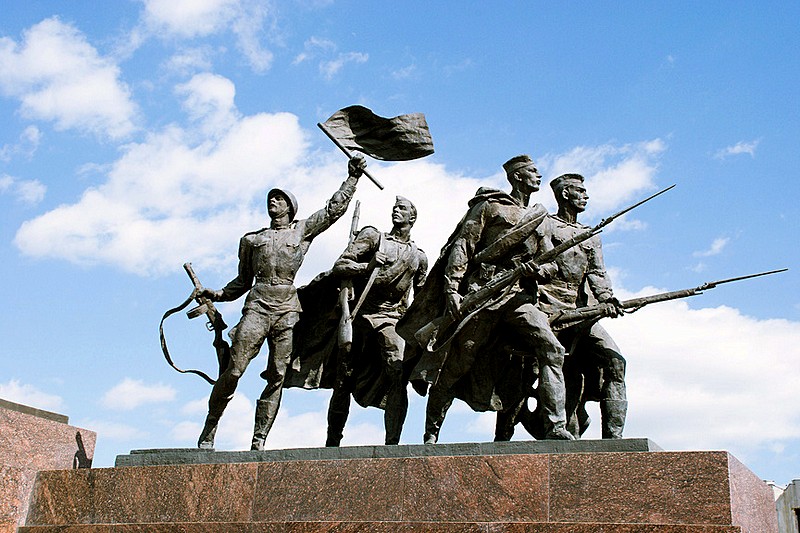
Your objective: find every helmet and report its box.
[267,188,299,221]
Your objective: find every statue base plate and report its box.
[21,440,777,532]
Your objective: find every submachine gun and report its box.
[549,268,788,331]
[159,263,231,385]
[415,185,675,351]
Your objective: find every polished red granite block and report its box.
[549,451,737,525]
[402,455,549,523]
[11,519,759,532]
[21,449,777,531]
[1,464,30,526]
[488,524,742,532]
[253,458,405,522]
[0,403,95,471]
[0,401,96,530]
[727,454,779,532]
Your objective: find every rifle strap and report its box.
[159,292,217,385]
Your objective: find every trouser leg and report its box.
[423,320,482,444]
[380,324,407,445]
[251,314,296,451]
[507,301,571,440]
[326,385,351,447]
[198,311,267,449]
[424,384,453,444]
[600,347,627,438]
[585,324,626,439]
[494,399,524,442]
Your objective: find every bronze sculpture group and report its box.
[190,150,638,450]
[166,108,783,451]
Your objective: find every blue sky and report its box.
[1,1,798,484]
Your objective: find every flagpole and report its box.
[317,122,384,190]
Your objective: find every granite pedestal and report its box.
[0,398,96,532]
[20,440,777,532]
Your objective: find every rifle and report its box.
[337,201,361,351]
[158,263,231,385]
[414,185,676,351]
[549,268,788,331]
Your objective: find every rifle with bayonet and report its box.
[549,268,788,331]
[337,201,361,351]
[159,263,231,385]
[414,185,676,351]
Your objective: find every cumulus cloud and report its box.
[0,17,137,139]
[714,139,760,160]
[0,379,64,411]
[140,0,274,72]
[100,378,176,410]
[14,80,313,276]
[0,125,42,161]
[175,72,239,136]
[12,108,672,284]
[603,288,800,458]
[81,419,149,440]
[539,139,666,223]
[175,390,384,449]
[693,237,730,258]
[0,174,46,205]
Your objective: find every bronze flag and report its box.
[321,105,434,161]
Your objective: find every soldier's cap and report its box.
[267,188,299,221]
[394,195,417,219]
[549,173,585,194]
[502,154,535,174]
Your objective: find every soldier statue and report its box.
[323,196,428,445]
[195,155,365,450]
[398,155,574,443]
[496,173,627,440]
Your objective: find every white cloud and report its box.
[0,125,42,161]
[0,17,137,139]
[12,120,673,286]
[320,52,369,80]
[175,72,239,136]
[163,47,215,75]
[714,139,760,160]
[539,139,667,223]
[100,378,176,410]
[0,174,46,205]
[0,379,64,412]
[693,237,730,258]
[294,37,368,80]
[175,389,384,450]
[81,419,148,440]
[599,291,800,457]
[14,91,313,276]
[140,0,274,72]
[391,64,418,81]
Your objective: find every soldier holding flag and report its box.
[196,156,365,451]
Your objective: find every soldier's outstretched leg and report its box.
[198,312,266,449]
[250,316,295,451]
